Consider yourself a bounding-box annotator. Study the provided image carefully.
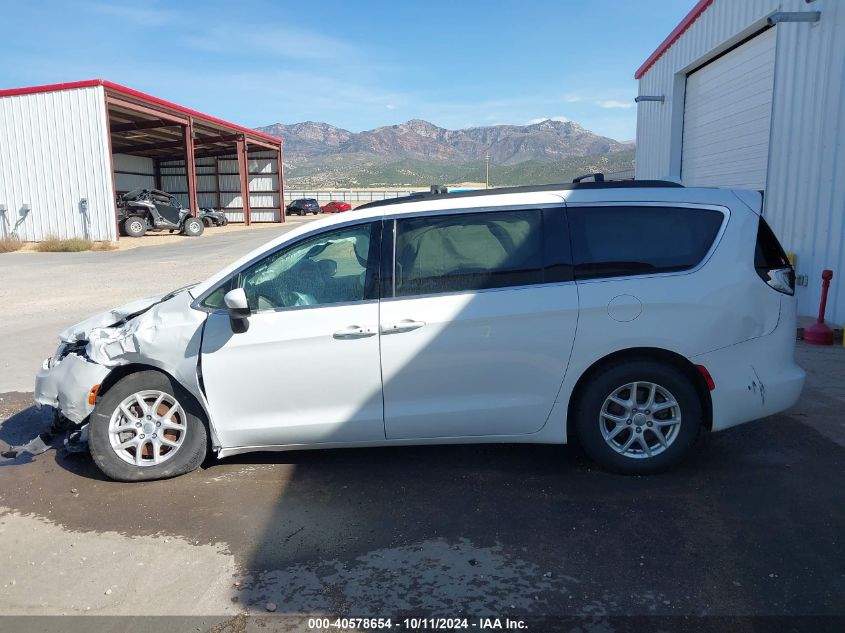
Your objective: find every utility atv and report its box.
[117,188,205,238]
[200,208,229,227]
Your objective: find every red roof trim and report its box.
[0,79,282,145]
[634,0,714,79]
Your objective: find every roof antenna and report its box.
[572,173,605,183]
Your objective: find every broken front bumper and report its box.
[34,353,110,425]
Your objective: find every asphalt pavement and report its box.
[0,343,843,628]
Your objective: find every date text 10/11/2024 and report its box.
[306,617,529,630]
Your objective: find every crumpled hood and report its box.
[81,289,206,370]
[59,286,193,343]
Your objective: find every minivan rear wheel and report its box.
[574,360,703,474]
[88,371,208,482]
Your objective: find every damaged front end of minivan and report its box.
[32,286,213,452]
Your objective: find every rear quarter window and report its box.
[568,206,724,280]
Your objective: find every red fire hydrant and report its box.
[804,270,835,345]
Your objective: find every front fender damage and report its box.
[34,353,110,424]
[31,290,214,450]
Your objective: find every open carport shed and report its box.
[0,79,285,241]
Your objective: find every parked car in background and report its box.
[321,200,352,214]
[286,198,321,216]
[35,179,804,481]
[200,208,228,227]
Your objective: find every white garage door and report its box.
[682,28,776,190]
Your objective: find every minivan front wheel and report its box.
[88,371,207,481]
[574,360,703,474]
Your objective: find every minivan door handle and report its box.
[381,319,426,334]
[332,325,377,339]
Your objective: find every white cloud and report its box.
[596,99,634,109]
[563,94,584,103]
[386,104,395,110]
[526,116,570,124]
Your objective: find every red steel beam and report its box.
[106,95,188,124]
[243,136,281,151]
[213,157,221,211]
[184,119,199,216]
[111,139,185,154]
[110,119,177,133]
[236,136,251,225]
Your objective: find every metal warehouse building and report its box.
[634,0,845,324]
[0,79,285,242]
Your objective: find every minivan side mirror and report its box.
[223,288,251,333]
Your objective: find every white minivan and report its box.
[35,180,805,481]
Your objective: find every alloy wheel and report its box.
[599,381,682,459]
[108,390,187,467]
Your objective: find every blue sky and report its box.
[0,0,693,140]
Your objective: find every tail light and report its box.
[755,218,795,295]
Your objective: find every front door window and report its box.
[239,223,377,311]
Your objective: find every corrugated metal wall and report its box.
[161,151,280,222]
[113,153,155,192]
[0,85,115,241]
[635,0,845,324]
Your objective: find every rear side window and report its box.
[394,210,543,296]
[568,206,724,280]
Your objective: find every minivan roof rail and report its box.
[357,179,684,210]
[572,172,605,183]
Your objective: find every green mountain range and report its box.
[258,119,634,188]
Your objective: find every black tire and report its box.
[123,216,147,238]
[202,217,213,227]
[574,359,703,475]
[182,217,204,237]
[88,371,208,482]
[312,210,319,215]
[221,217,229,226]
